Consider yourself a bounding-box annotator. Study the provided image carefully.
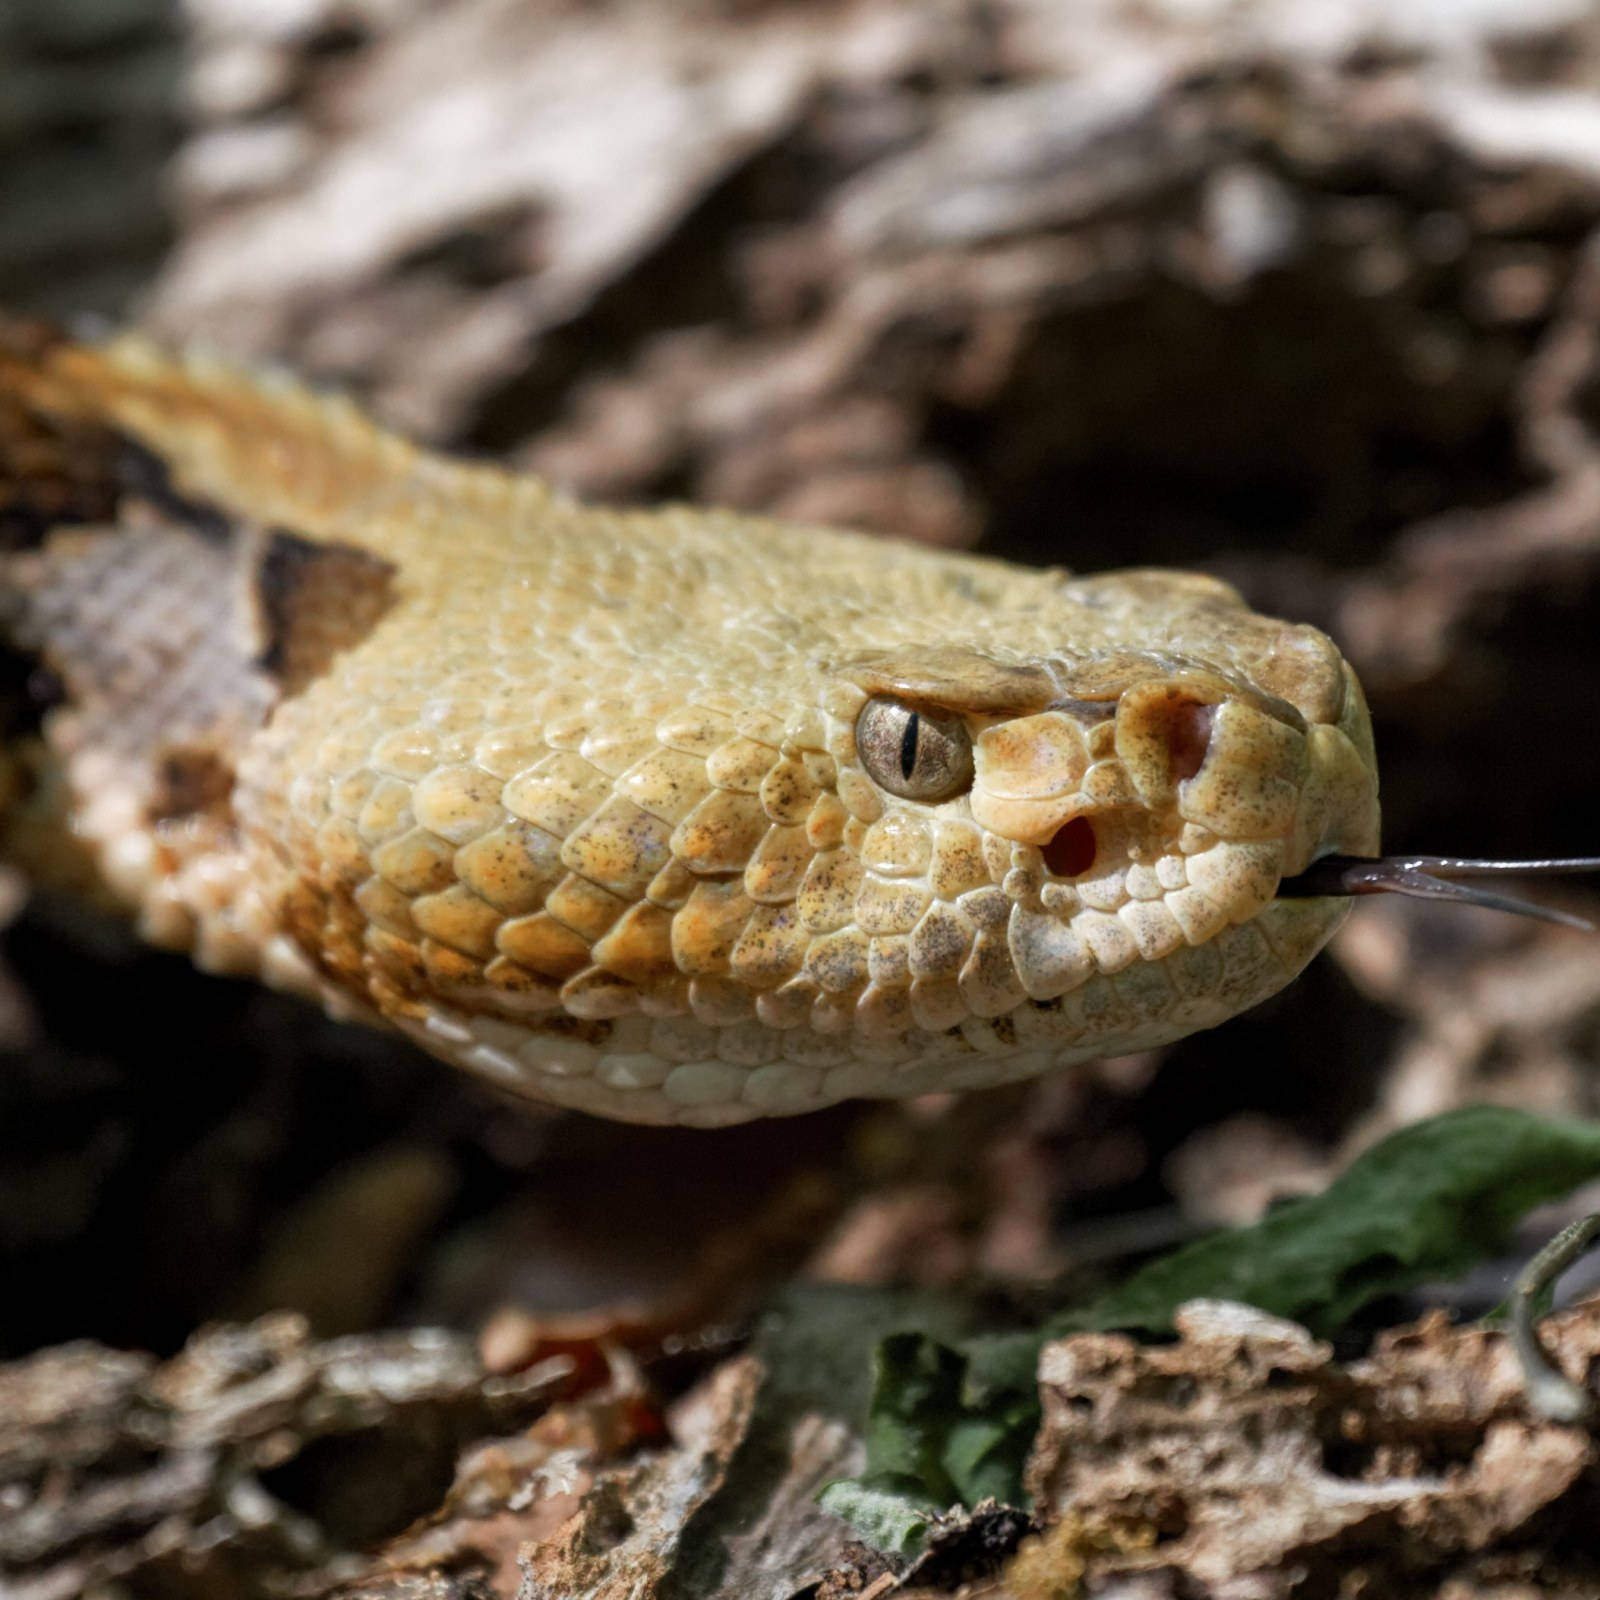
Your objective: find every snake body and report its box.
[0,331,1379,1125]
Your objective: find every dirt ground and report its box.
[3,2,1600,1596]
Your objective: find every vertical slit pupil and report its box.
[899,711,920,782]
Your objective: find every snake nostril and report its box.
[1169,701,1215,783]
[1043,814,1097,877]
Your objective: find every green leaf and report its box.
[858,1333,966,1501]
[816,1477,939,1558]
[663,1283,981,1594]
[940,1393,1040,1503]
[814,1334,966,1556]
[1053,1105,1600,1339]
[825,1106,1600,1552]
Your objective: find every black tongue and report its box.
[1276,856,1600,932]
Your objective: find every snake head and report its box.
[838,571,1380,1042]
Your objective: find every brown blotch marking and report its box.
[115,440,234,543]
[0,320,235,552]
[0,414,121,550]
[0,319,119,550]
[252,527,397,696]
[150,744,235,821]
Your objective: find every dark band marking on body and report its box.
[116,440,234,544]
[252,528,398,697]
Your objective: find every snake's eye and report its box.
[856,696,974,802]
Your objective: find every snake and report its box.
[0,325,1382,1126]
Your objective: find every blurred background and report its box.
[2,0,1600,1580]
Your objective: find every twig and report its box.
[1509,1213,1600,1424]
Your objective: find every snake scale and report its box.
[0,326,1379,1126]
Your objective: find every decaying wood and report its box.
[1016,1298,1600,1598]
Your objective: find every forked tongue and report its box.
[1277,857,1600,932]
